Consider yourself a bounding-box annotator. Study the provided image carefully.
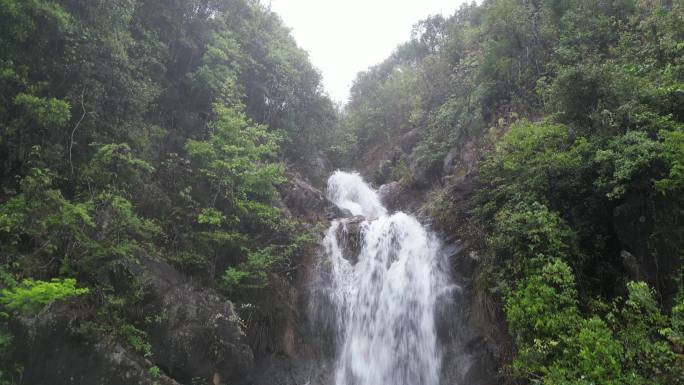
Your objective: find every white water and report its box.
[327,171,387,218]
[319,170,447,385]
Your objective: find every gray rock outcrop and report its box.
[115,255,254,385]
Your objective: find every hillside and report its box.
[1,1,684,385]
[0,1,335,383]
[338,1,684,384]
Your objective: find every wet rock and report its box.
[460,337,499,385]
[443,240,476,281]
[250,353,334,385]
[11,254,254,385]
[327,204,353,220]
[376,159,394,184]
[280,176,327,219]
[378,181,402,210]
[335,216,366,264]
[378,180,425,214]
[279,174,353,222]
[437,252,501,385]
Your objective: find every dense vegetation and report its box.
[2,0,684,384]
[0,0,335,381]
[340,0,684,383]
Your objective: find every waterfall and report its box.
[315,170,449,385]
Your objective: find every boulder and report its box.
[250,353,335,385]
[279,174,351,222]
[409,156,442,188]
[443,141,477,177]
[378,180,424,214]
[620,250,643,281]
[12,303,181,385]
[378,181,403,210]
[335,216,366,264]
[11,254,254,385]
[112,255,254,385]
[280,176,327,218]
[327,205,353,220]
[298,151,333,189]
[372,149,403,185]
[400,128,421,154]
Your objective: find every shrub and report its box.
[0,278,88,314]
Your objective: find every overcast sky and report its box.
[269,0,469,103]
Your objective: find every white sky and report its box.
[269,0,469,103]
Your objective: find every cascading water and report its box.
[315,170,449,385]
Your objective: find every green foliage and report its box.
[480,120,585,205]
[185,103,284,223]
[0,278,88,314]
[594,131,662,199]
[0,168,95,263]
[0,0,334,366]
[148,365,161,380]
[490,202,579,278]
[222,247,280,291]
[409,3,684,384]
[545,317,624,385]
[505,259,580,376]
[477,114,684,384]
[83,144,155,192]
[197,208,225,226]
[505,270,684,384]
[117,323,152,358]
[655,128,684,192]
[665,287,684,350]
[613,281,682,383]
[12,93,71,127]
[222,226,320,292]
[187,30,243,107]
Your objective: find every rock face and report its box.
[400,128,421,154]
[279,174,348,221]
[378,180,424,214]
[280,175,327,217]
[612,183,684,304]
[409,155,442,188]
[113,255,254,385]
[12,255,254,385]
[248,177,339,385]
[250,352,335,385]
[297,151,333,189]
[437,240,501,385]
[443,141,477,177]
[335,215,366,264]
[436,172,503,385]
[13,303,180,385]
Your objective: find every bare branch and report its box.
[69,86,87,174]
